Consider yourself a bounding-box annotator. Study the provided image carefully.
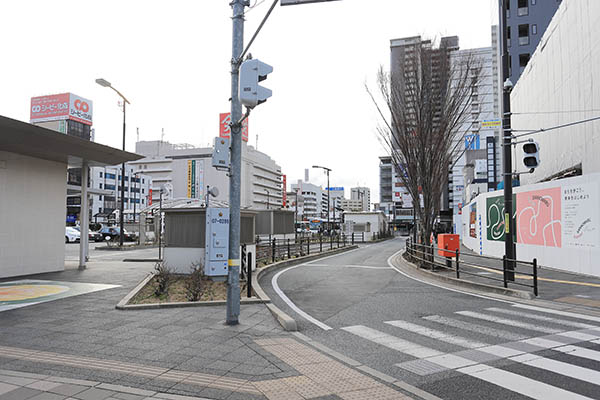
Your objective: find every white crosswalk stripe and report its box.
[554,345,600,363]
[486,307,599,329]
[385,320,489,348]
[455,310,563,333]
[422,314,527,341]
[341,325,443,358]
[512,304,600,324]
[457,364,595,400]
[341,306,600,400]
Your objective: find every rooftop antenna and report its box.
[136,127,139,143]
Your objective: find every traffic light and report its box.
[523,141,540,169]
[239,59,273,108]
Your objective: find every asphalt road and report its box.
[259,238,600,400]
[64,242,159,262]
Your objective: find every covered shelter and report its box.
[0,115,143,278]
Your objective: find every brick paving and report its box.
[0,259,412,399]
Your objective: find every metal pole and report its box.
[247,252,252,298]
[133,172,137,225]
[119,101,126,247]
[533,258,538,296]
[226,0,245,325]
[158,189,163,261]
[79,161,89,270]
[501,0,516,281]
[326,170,330,234]
[455,249,460,279]
[294,190,298,240]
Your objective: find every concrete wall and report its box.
[511,1,600,184]
[0,151,66,278]
[462,173,600,277]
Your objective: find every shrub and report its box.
[154,262,172,297]
[185,262,205,301]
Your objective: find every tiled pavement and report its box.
[0,260,413,399]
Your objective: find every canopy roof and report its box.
[0,115,143,167]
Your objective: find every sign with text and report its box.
[219,113,248,142]
[481,119,501,129]
[30,93,93,125]
[282,174,287,207]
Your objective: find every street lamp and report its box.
[96,78,131,247]
[312,165,331,234]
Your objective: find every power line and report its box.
[512,109,600,115]
[512,115,600,138]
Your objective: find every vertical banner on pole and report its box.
[282,174,287,207]
[187,160,192,198]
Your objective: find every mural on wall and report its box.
[486,195,516,242]
[562,182,598,248]
[469,203,477,238]
[516,187,562,247]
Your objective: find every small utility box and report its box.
[205,208,230,277]
[438,234,459,257]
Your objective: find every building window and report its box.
[531,0,536,4]
[98,195,102,200]
[507,26,511,47]
[99,183,103,189]
[99,172,103,178]
[532,24,537,35]
[142,188,145,194]
[518,24,530,45]
[517,0,528,16]
[98,208,102,213]
[519,53,530,68]
[142,178,145,184]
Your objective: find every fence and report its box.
[255,230,394,265]
[405,238,538,296]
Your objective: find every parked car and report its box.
[65,227,81,243]
[98,227,137,242]
[72,227,104,242]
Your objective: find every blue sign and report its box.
[465,134,480,150]
[326,187,344,191]
[66,215,76,223]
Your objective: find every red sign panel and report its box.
[148,189,153,206]
[282,175,287,207]
[30,93,70,123]
[219,113,248,142]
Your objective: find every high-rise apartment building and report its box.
[503,0,561,85]
[350,187,370,211]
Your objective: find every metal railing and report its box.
[405,238,538,296]
[255,230,395,265]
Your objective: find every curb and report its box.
[116,273,267,311]
[396,251,535,300]
[95,245,157,251]
[254,245,360,331]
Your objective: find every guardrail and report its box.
[405,238,538,296]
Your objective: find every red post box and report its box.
[438,234,459,257]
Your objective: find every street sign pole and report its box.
[226,0,246,325]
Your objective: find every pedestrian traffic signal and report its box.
[523,141,540,169]
[239,59,273,108]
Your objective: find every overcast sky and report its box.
[1,0,498,203]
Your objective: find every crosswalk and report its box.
[340,304,600,399]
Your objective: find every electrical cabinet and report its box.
[205,208,230,276]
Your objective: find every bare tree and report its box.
[368,40,482,245]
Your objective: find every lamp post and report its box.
[96,78,130,247]
[312,165,331,234]
[294,188,299,240]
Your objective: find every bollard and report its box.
[272,238,276,263]
[320,234,323,252]
[352,233,354,245]
[533,258,538,296]
[307,237,310,255]
[241,244,247,280]
[455,249,460,279]
[330,234,333,250]
[287,238,291,259]
[247,252,253,298]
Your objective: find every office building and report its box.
[511,0,600,184]
[503,0,562,85]
[350,187,370,211]
[290,180,322,219]
[132,140,282,210]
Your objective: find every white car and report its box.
[65,227,81,243]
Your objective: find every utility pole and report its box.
[226,0,246,326]
[501,0,516,280]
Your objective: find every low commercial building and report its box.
[132,140,282,210]
[343,211,388,241]
[0,116,141,278]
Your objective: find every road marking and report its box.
[271,264,333,331]
[341,325,443,358]
[455,310,562,333]
[342,265,391,270]
[457,364,595,400]
[512,303,600,324]
[510,353,600,386]
[486,307,599,329]
[554,345,600,363]
[385,320,489,349]
[304,247,360,264]
[422,315,527,341]
[419,354,477,369]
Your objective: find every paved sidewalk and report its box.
[0,259,412,399]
